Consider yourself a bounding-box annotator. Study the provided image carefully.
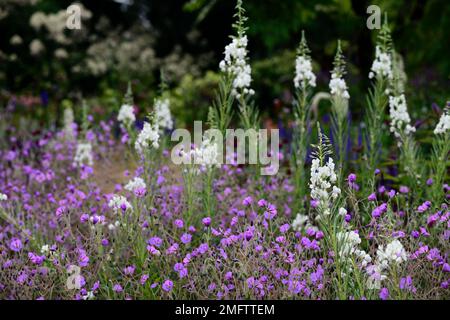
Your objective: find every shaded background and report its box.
[0,0,449,127]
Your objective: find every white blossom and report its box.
[219,36,254,98]
[369,46,393,80]
[329,73,350,99]
[434,112,450,135]
[108,195,132,213]
[388,94,415,139]
[154,98,173,131]
[124,177,146,193]
[181,137,221,173]
[10,35,22,45]
[135,121,160,155]
[376,239,408,270]
[294,55,316,89]
[29,39,44,56]
[0,193,7,201]
[73,142,93,167]
[309,157,341,214]
[117,104,135,128]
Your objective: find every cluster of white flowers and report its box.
[309,157,341,216]
[124,177,146,193]
[376,239,408,269]
[369,46,393,80]
[388,94,416,139]
[294,55,316,89]
[434,112,450,135]
[108,195,133,213]
[135,121,160,155]
[337,231,372,268]
[181,138,221,173]
[219,36,254,98]
[29,5,92,45]
[292,213,308,231]
[117,104,135,128]
[0,193,7,201]
[73,142,93,167]
[154,98,173,131]
[364,239,408,289]
[329,73,350,99]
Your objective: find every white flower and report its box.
[329,73,350,99]
[29,39,45,56]
[124,177,146,193]
[376,239,408,269]
[181,137,221,173]
[135,121,160,155]
[434,112,450,135]
[369,46,393,80]
[388,94,415,139]
[54,48,68,59]
[40,244,50,255]
[294,55,316,89]
[338,207,347,216]
[219,36,254,98]
[10,35,23,45]
[309,157,340,213]
[82,291,95,300]
[0,193,7,201]
[292,213,309,231]
[108,195,132,213]
[336,231,361,257]
[73,142,93,167]
[117,104,135,127]
[154,98,173,131]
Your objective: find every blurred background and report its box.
[0,0,449,128]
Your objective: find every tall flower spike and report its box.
[294,31,316,89]
[118,82,136,128]
[219,0,254,99]
[329,40,349,99]
[434,107,450,135]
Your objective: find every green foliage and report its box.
[170,71,220,128]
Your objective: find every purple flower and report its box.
[174,219,184,229]
[426,178,433,186]
[180,233,192,244]
[77,248,89,267]
[399,186,409,194]
[162,279,173,292]
[348,173,356,183]
[242,196,253,206]
[202,217,211,227]
[147,237,163,247]
[368,193,376,201]
[113,284,123,293]
[9,238,23,252]
[379,288,389,300]
[28,252,45,265]
[140,274,149,285]
[279,223,290,233]
[388,189,396,198]
[372,203,387,218]
[123,265,136,276]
